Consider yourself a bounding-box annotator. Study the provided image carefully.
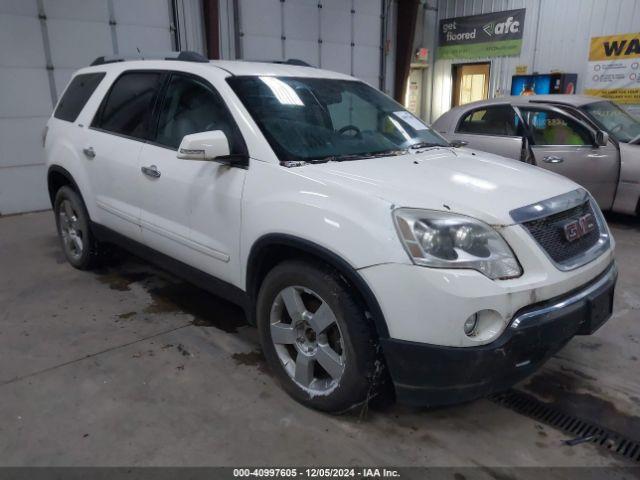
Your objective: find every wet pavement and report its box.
[0,210,638,467]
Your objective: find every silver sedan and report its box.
[431,95,640,215]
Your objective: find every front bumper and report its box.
[381,262,617,407]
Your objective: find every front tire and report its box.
[54,186,101,270]
[257,260,384,413]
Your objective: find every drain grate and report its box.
[491,389,640,463]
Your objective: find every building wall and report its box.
[217,0,397,96]
[425,0,640,122]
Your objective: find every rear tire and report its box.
[54,186,101,270]
[256,260,387,413]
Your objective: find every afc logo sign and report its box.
[563,213,596,242]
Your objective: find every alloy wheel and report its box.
[269,286,346,394]
[58,199,84,260]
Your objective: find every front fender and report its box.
[240,161,410,280]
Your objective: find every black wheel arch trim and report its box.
[47,165,82,206]
[246,233,390,339]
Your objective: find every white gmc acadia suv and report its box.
[44,52,617,412]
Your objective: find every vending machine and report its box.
[511,73,577,96]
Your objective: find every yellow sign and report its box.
[589,32,640,61]
[515,65,527,74]
[586,32,640,104]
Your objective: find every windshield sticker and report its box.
[394,111,428,130]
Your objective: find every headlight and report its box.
[393,208,522,280]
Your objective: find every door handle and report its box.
[82,147,95,158]
[543,155,564,164]
[141,165,161,178]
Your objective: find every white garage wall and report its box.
[0,0,205,215]
[235,0,384,89]
[426,0,640,122]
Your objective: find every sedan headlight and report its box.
[393,208,522,280]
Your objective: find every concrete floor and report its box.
[0,210,639,467]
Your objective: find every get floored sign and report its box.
[585,32,640,104]
[438,9,526,60]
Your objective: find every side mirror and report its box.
[177,130,231,161]
[595,130,609,147]
[450,140,468,148]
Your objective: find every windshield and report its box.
[580,100,640,143]
[227,76,448,162]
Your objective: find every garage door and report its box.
[0,0,179,215]
[237,0,382,88]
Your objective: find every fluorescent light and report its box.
[260,76,303,106]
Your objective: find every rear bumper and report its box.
[382,262,617,407]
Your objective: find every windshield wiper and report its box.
[306,149,408,163]
[408,142,442,150]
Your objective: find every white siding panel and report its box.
[321,41,351,74]
[0,68,52,119]
[239,0,282,37]
[354,0,381,15]
[285,39,320,67]
[47,19,112,68]
[0,14,45,68]
[0,165,50,215]
[284,1,319,41]
[0,117,47,168]
[283,1,319,65]
[242,36,283,62]
[239,0,283,59]
[320,8,351,44]
[43,0,109,21]
[0,1,38,16]
[116,24,173,53]
[353,9,381,47]
[353,45,379,84]
[112,0,171,28]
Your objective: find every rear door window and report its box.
[54,72,106,122]
[92,71,164,140]
[456,105,521,136]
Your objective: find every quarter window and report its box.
[521,109,592,146]
[457,106,520,136]
[92,72,163,140]
[154,73,242,152]
[54,72,106,122]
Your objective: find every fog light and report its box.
[464,313,478,337]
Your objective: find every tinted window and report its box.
[155,73,243,152]
[54,73,105,122]
[521,109,592,146]
[93,72,163,139]
[457,106,520,136]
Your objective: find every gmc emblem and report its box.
[563,213,596,242]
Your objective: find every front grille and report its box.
[522,201,600,264]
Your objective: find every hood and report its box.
[298,147,579,225]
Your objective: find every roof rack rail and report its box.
[90,51,208,66]
[271,59,314,67]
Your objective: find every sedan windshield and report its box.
[581,100,640,143]
[227,76,448,162]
